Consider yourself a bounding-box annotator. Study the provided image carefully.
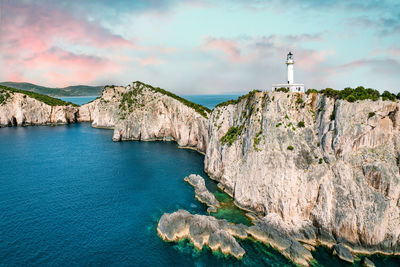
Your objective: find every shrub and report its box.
[319,158,323,164]
[345,95,356,102]
[368,112,375,119]
[296,98,304,104]
[308,86,396,102]
[382,90,396,101]
[330,109,336,120]
[306,89,319,94]
[276,122,282,127]
[275,87,289,93]
[287,145,294,151]
[297,121,305,128]
[221,125,243,146]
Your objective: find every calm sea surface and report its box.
[60,94,241,109]
[0,96,399,266]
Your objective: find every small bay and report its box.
[0,96,398,266]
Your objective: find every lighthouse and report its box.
[272,52,305,93]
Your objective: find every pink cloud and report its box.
[140,56,165,66]
[0,1,132,86]
[203,37,242,62]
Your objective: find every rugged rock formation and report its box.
[158,209,313,265]
[79,82,209,152]
[184,174,220,212]
[0,90,78,126]
[78,82,400,262]
[205,91,400,257]
[157,209,246,258]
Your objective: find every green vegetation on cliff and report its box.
[121,81,211,119]
[221,125,244,146]
[0,85,78,106]
[215,90,261,108]
[306,86,399,102]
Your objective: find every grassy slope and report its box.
[0,82,103,97]
[118,81,211,119]
[0,85,78,106]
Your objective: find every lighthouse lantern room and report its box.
[272,52,305,93]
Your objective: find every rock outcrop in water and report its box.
[184,174,220,212]
[157,209,246,258]
[78,82,400,264]
[157,209,313,265]
[0,88,78,126]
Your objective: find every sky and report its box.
[0,0,400,94]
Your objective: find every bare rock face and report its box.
[157,210,246,258]
[79,82,209,152]
[79,83,400,260]
[0,92,78,126]
[184,174,220,211]
[205,91,400,255]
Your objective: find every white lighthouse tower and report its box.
[272,52,305,93]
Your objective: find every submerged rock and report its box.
[333,243,354,263]
[362,257,375,267]
[157,210,246,258]
[184,174,219,212]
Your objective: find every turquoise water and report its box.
[183,94,241,109]
[60,96,98,105]
[0,123,295,266]
[60,94,240,108]
[0,96,399,266]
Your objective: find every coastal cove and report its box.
[0,123,292,266]
[0,95,400,266]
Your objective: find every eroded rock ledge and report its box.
[184,174,220,213]
[157,209,313,266]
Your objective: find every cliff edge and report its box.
[206,91,400,256]
[0,85,78,126]
[79,82,400,263]
[79,81,210,152]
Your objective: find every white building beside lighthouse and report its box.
[272,52,305,93]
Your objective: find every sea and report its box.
[0,95,398,266]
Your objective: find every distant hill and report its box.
[0,82,104,97]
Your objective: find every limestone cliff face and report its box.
[79,82,400,254]
[79,82,209,152]
[0,92,78,126]
[205,91,400,254]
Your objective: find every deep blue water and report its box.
[0,96,399,266]
[0,123,295,266]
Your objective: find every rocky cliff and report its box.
[0,87,78,126]
[205,91,400,256]
[79,82,209,152]
[78,82,400,262]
